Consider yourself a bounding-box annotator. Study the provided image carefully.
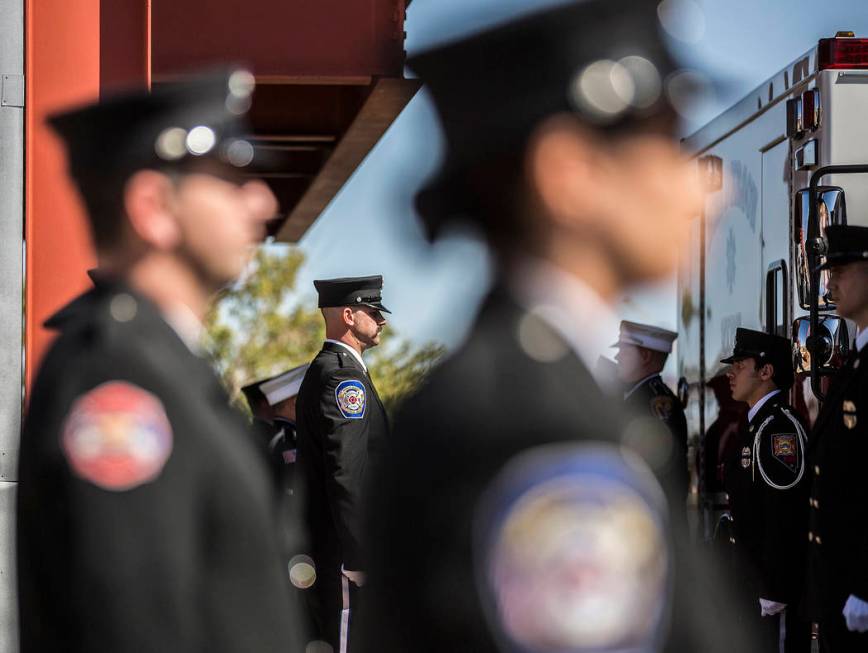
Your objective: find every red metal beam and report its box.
[151,0,407,78]
[25,0,149,390]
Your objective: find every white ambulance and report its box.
[677,32,868,535]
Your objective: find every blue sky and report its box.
[286,0,868,352]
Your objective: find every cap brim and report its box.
[817,256,851,271]
[363,302,391,315]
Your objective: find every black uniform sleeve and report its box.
[647,389,690,499]
[57,382,201,651]
[755,408,808,601]
[67,477,200,649]
[320,367,371,570]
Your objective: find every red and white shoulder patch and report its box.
[61,381,173,491]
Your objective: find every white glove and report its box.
[759,598,787,616]
[843,594,868,632]
[341,565,366,587]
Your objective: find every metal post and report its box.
[0,0,24,649]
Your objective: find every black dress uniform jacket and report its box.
[253,416,299,495]
[360,289,761,653]
[625,374,689,499]
[17,281,299,653]
[808,344,868,650]
[296,341,389,644]
[725,393,809,604]
[723,392,811,653]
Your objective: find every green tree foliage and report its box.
[205,245,445,413]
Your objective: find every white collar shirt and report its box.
[856,327,868,353]
[510,257,621,391]
[624,373,660,400]
[162,303,206,356]
[748,388,781,424]
[325,339,368,373]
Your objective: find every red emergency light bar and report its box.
[818,35,868,70]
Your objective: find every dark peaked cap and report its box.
[48,68,266,184]
[314,276,391,314]
[721,328,794,389]
[410,0,689,237]
[819,225,868,269]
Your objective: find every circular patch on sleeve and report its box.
[335,380,366,419]
[650,395,674,421]
[61,381,173,491]
[475,444,670,652]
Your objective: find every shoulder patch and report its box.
[475,444,669,652]
[771,434,797,471]
[61,381,173,491]
[650,395,674,420]
[755,407,806,490]
[335,379,366,419]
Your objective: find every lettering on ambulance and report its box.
[728,160,759,233]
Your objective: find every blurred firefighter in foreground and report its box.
[17,70,303,652]
[808,225,868,651]
[361,1,760,652]
[721,328,811,653]
[613,320,689,502]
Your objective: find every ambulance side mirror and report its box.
[794,186,846,310]
[792,316,849,375]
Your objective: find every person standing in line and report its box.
[295,276,390,653]
[17,69,303,653]
[721,328,811,653]
[613,320,689,500]
[360,2,761,652]
[807,224,868,651]
[246,363,310,495]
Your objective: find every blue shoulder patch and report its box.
[335,379,366,419]
[475,443,670,653]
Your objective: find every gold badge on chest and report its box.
[843,399,857,430]
[740,446,751,468]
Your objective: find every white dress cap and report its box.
[612,320,677,354]
[260,363,310,405]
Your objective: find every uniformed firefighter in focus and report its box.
[296,276,390,653]
[360,2,761,652]
[807,225,868,651]
[613,320,689,500]
[16,70,303,652]
[721,328,811,653]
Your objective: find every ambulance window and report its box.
[765,260,788,337]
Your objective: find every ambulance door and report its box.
[760,137,792,337]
